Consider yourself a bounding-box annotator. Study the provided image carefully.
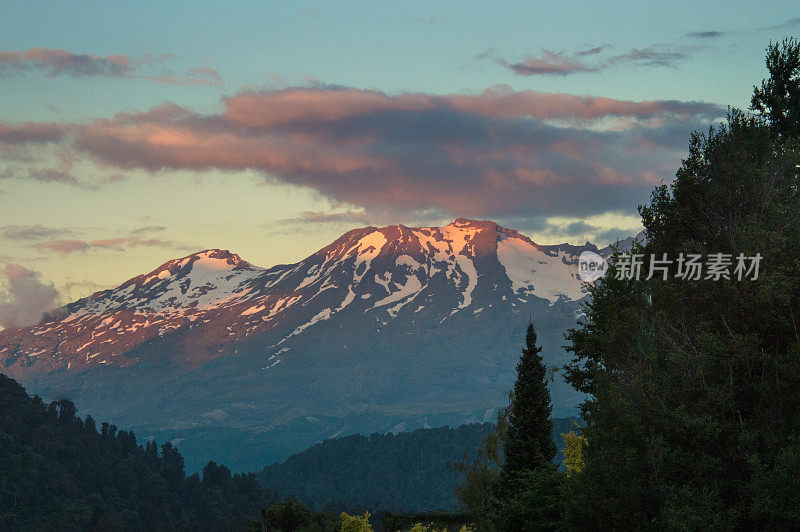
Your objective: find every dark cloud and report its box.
[606,44,694,68]
[500,217,642,247]
[564,220,596,234]
[0,48,222,87]
[67,86,723,219]
[0,48,133,77]
[575,45,611,56]
[494,43,701,76]
[593,227,641,246]
[27,167,79,185]
[131,225,167,235]
[685,31,724,39]
[0,122,68,144]
[0,264,60,328]
[499,50,597,76]
[1,85,723,218]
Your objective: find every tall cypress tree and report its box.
[502,323,557,476]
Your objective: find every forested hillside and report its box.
[0,374,278,530]
[256,418,580,513]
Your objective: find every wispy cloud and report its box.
[575,45,611,56]
[498,50,598,76]
[131,225,167,235]
[0,48,136,77]
[0,47,222,87]
[141,67,223,88]
[490,43,701,76]
[35,236,178,255]
[0,224,72,241]
[684,31,724,39]
[761,17,800,31]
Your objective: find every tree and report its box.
[262,500,311,532]
[502,323,557,476]
[751,38,800,138]
[560,431,586,477]
[491,466,563,532]
[454,399,510,525]
[563,40,800,529]
[340,511,374,532]
[485,324,562,530]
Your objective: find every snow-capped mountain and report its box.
[0,218,635,471]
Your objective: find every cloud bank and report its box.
[0,264,60,328]
[0,85,725,220]
[67,86,723,218]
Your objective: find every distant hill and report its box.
[256,418,582,513]
[0,375,276,530]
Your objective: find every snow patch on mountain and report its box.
[497,235,585,303]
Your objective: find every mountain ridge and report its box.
[0,218,640,470]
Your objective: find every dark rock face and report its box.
[0,219,632,469]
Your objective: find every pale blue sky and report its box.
[0,1,797,305]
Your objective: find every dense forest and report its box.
[0,374,281,530]
[256,419,580,513]
[560,38,800,529]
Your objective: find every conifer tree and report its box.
[502,323,557,476]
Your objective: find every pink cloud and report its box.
[35,240,91,254]
[5,85,723,217]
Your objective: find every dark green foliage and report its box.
[0,374,278,530]
[486,325,563,530]
[257,424,493,513]
[257,419,579,517]
[383,510,471,531]
[751,38,800,138]
[502,324,557,475]
[453,403,510,525]
[563,39,800,529]
[492,465,563,532]
[248,500,341,532]
[262,499,312,531]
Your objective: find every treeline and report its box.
[0,374,279,530]
[256,419,580,513]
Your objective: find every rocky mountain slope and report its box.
[0,218,634,470]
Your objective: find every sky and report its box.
[0,1,798,326]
